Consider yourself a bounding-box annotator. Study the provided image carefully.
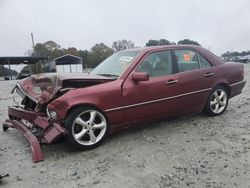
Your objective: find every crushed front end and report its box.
[2,73,113,163]
[2,75,67,163]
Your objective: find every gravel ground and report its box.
[0,64,250,188]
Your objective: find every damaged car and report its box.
[3,45,246,162]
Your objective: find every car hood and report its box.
[17,73,113,105]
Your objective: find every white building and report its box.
[51,54,83,73]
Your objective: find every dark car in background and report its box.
[16,65,32,79]
[16,70,31,79]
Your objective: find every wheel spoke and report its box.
[214,104,219,113]
[89,130,96,143]
[75,128,87,140]
[210,100,217,106]
[219,100,226,107]
[219,91,225,99]
[214,92,219,100]
[75,117,88,127]
[93,122,106,129]
[89,111,97,124]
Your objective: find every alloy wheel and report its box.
[72,110,107,146]
[210,89,227,114]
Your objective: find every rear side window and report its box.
[198,53,212,68]
[174,50,199,72]
[137,50,173,78]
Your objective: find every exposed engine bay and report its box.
[11,73,114,112]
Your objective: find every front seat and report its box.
[137,61,153,76]
[152,61,171,77]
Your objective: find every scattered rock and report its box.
[70,170,78,176]
[16,176,22,181]
[93,179,100,184]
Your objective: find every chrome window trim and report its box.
[105,88,212,112]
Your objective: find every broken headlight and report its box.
[46,108,57,120]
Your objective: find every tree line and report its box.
[31,39,200,68]
[221,50,250,58]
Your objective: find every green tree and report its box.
[50,48,65,59]
[87,43,114,68]
[221,51,232,58]
[177,39,200,46]
[33,43,50,57]
[79,50,89,66]
[221,50,250,58]
[32,40,64,60]
[43,40,61,51]
[145,39,175,46]
[158,39,175,45]
[65,47,80,56]
[112,40,135,51]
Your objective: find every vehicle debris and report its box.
[0,173,9,180]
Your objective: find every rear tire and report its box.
[64,106,109,150]
[204,85,229,116]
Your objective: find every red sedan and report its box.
[3,45,246,162]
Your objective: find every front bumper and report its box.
[2,106,66,163]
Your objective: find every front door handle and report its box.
[204,72,214,77]
[165,79,178,85]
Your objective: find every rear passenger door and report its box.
[173,49,213,112]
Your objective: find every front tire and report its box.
[64,106,109,150]
[204,85,229,116]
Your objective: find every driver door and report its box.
[122,50,180,122]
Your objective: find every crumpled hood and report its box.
[17,73,111,105]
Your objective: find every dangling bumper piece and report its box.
[2,106,66,163]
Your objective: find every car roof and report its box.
[124,45,204,53]
[119,45,223,79]
[124,45,222,65]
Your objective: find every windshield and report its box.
[91,50,139,78]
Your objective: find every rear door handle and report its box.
[165,79,178,85]
[204,72,214,77]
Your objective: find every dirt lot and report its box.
[0,64,249,188]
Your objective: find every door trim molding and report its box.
[105,88,212,112]
[229,80,246,87]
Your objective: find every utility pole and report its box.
[31,32,38,73]
[7,59,12,80]
[31,33,35,48]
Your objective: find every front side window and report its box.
[91,50,139,78]
[137,50,172,77]
[174,50,199,72]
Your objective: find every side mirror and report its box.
[132,72,149,82]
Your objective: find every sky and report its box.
[0,0,250,56]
